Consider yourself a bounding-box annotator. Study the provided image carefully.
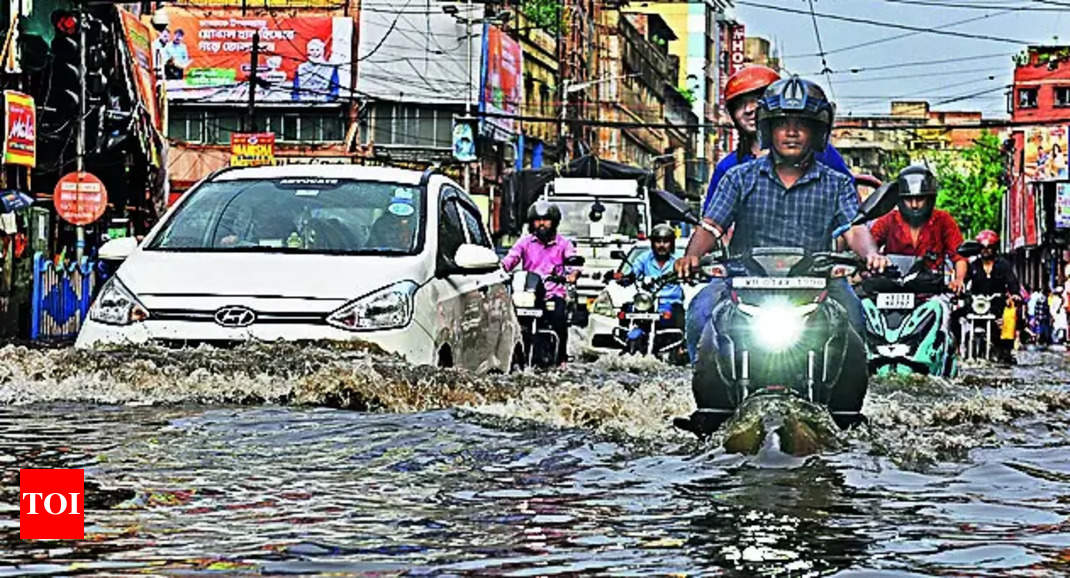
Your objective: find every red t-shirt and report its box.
[870,209,966,269]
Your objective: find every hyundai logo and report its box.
[214,306,257,328]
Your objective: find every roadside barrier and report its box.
[31,252,96,342]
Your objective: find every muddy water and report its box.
[2,343,1070,575]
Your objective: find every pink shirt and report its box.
[501,234,577,299]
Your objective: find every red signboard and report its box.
[54,172,108,226]
[728,24,746,77]
[480,24,523,139]
[4,91,35,167]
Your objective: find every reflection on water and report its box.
[1,344,1069,575]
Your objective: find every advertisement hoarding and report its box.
[3,91,35,167]
[119,9,161,131]
[479,24,523,140]
[1056,183,1070,230]
[230,133,276,167]
[1024,124,1068,181]
[159,10,353,104]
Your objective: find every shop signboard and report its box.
[1024,124,1068,181]
[479,24,523,140]
[159,10,353,103]
[3,91,35,167]
[54,172,108,226]
[230,133,276,166]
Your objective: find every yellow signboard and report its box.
[230,133,276,167]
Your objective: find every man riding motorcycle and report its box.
[869,164,967,292]
[965,229,1021,363]
[676,75,889,429]
[631,223,685,319]
[689,66,855,363]
[502,202,580,365]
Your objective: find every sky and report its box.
[733,0,1070,119]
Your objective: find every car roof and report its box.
[210,164,426,185]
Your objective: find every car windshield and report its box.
[618,246,686,275]
[553,200,647,239]
[148,178,423,254]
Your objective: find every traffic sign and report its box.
[54,171,107,226]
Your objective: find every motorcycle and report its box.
[860,253,957,377]
[610,273,688,364]
[958,292,1009,362]
[511,255,585,368]
[653,180,901,439]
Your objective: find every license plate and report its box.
[624,313,662,320]
[733,277,826,289]
[876,293,915,310]
[516,309,543,318]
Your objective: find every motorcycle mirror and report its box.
[957,240,982,258]
[565,255,586,267]
[602,270,615,282]
[652,189,700,225]
[850,178,898,226]
[610,249,626,260]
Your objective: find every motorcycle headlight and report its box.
[89,277,150,326]
[738,299,819,352]
[971,297,991,315]
[591,291,615,317]
[633,291,655,313]
[327,281,417,331]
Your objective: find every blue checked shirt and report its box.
[704,155,859,255]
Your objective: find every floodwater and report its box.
[2,342,1070,576]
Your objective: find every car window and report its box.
[439,196,466,261]
[458,202,491,248]
[149,178,423,254]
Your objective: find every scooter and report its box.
[653,179,902,440]
[511,256,585,368]
[611,273,688,364]
[860,253,957,377]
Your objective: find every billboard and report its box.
[120,9,161,131]
[158,10,353,103]
[1024,124,1068,181]
[479,24,522,140]
[3,91,35,167]
[1056,183,1070,230]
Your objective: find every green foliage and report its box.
[675,86,697,106]
[879,151,911,182]
[522,0,562,36]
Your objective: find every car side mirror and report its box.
[98,237,138,261]
[452,243,501,272]
[957,240,982,258]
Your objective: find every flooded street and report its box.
[3,344,1070,575]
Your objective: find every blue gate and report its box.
[31,252,97,342]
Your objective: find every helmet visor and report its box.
[901,172,935,197]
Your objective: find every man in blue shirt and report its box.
[631,223,683,312]
[674,76,887,427]
[701,66,855,217]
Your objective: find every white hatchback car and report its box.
[76,165,522,372]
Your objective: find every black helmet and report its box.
[756,75,835,153]
[895,164,938,227]
[650,223,676,240]
[526,201,561,227]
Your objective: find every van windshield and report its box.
[148,178,423,254]
[553,200,647,239]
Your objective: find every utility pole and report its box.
[247,30,260,132]
[75,1,87,261]
[463,0,472,193]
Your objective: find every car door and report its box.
[454,195,514,371]
[436,187,483,370]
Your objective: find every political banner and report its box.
[479,24,522,140]
[119,9,161,131]
[1024,124,1068,181]
[158,10,353,103]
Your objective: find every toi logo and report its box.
[20,469,84,540]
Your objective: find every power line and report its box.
[881,0,1064,9]
[808,52,1012,76]
[806,0,835,99]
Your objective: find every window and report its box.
[1018,88,1038,109]
[370,103,456,148]
[458,202,491,248]
[1056,86,1070,107]
[438,197,466,262]
[167,106,346,144]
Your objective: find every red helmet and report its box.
[976,230,1000,247]
[724,65,781,107]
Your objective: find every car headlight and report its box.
[738,299,819,352]
[89,277,150,326]
[591,291,615,317]
[326,280,417,331]
[633,291,655,313]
